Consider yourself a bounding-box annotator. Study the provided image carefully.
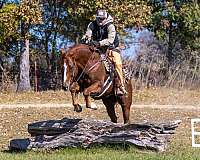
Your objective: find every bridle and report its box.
[63,50,101,85]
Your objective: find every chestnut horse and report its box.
[61,44,132,124]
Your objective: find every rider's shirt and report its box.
[84,14,119,48]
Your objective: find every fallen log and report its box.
[9,118,181,152]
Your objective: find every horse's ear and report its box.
[68,57,74,67]
[61,48,65,56]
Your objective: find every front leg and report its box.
[84,95,97,110]
[83,81,102,97]
[70,82,82,112]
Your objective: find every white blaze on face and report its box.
[63,62,67,83]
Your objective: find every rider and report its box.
[82,9,127,95]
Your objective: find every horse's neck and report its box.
[75,48,107,79]
[76,48,100,67]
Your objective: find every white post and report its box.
[191,119,200,147]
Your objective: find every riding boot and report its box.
[108,50,127,95]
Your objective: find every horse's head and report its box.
[61,48,75,91]
[61,44,100,91]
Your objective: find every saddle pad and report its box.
[122,64,131,80]
[100,54,112,73]
[100,54,131,81]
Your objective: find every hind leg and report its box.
[117,96,130,124]
[102,96,117,123]
[117,80,132,124]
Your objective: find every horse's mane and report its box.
[67,44,94,57]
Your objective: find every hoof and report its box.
[86,102,97,110]
[74,105,82,112]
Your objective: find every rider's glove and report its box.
[92,41,100,47]
[81,35,89,44]
[108,44,115,50]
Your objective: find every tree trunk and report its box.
[44,34,51,70]
[167,21,174,64]
[17,38,31,92]
[9,118,181,152]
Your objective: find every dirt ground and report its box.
[1,88,200,151]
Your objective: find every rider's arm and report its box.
[99,24,116,47]
[82,22,93,40]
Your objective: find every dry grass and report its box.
[133,87,200,105]
[0,88,200,105]
[0,90,72,104]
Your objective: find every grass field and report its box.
[1,88,200,159]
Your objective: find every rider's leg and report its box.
[108,50,127,94]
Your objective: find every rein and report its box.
[75,50,101,82]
